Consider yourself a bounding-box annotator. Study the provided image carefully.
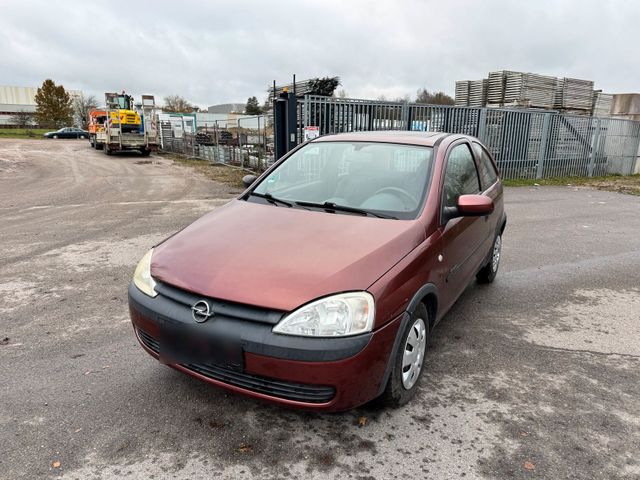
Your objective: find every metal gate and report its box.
[296,95,640,179]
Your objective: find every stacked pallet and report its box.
[468,79,488,107]
[503,72,556,108]
[554,77,594,111]
[487,71,509,106]
[455,81,470,106]
[592,91,613,117]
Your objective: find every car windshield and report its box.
[251,141,434,220]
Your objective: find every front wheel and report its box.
[378,303,430,408]
[477,234,502,284]
[52,135,58,139]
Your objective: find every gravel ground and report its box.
[1,138,639,480]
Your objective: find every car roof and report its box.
[313,131,460,147]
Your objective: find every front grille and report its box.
[137,329,335,404]
[154,281,285,325]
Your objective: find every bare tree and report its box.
[9,110,36,128]
[163,95,195,113]
[72,93,98,129]
[415,88,454,105]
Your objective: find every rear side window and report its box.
[472,142,498,190]
[442,143,480,210]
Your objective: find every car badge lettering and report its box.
[191,300,214,323]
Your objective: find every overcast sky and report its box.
[1,0,638,107]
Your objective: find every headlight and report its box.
[273,292,375,337]
[133,248,157,297]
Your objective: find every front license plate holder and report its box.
[156,316,243,372]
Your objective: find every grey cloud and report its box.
[1,0,638,106]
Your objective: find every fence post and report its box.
[477,108,487,141]
[631,123,640,175]
[536,113,553,179]
[404,102,412,131]
[588,118,601,177]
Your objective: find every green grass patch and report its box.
[503,174,640,195]
[0,128,50,139]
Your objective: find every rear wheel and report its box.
[140,148,151,157]
[477,234,502,283]
[378,303,430,408]
[104,144,112,155]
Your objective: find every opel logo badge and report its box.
[191,300,213,323]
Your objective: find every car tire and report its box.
[52,135,58,139]
[80,135,86,139]
[476,234,502,284]
[104,144,112,156]
[140,148,151,157]
[378,303,430,408]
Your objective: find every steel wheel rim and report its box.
[401,317,427,389]
[491,235,502,273]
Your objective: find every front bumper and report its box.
[128,283,402,411]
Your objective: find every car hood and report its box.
[151,200,425,311]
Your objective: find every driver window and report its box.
[442,144,480,210]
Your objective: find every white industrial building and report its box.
[0,85,82,126]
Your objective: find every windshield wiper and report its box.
[247,191,293,208]
[294,200,398,219]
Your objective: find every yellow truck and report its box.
[101,92,158,156]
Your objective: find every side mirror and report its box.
[242,174,258,188]
[457,194,494,216]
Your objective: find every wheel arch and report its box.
[406,283,438,331]
[499,212,507,235]
[375,283,438,398]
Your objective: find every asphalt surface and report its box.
[1,138,639,480]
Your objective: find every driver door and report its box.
[437,141,487,312]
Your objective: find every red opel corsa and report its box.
[129,131,506,411]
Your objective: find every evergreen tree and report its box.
[35,79,73,128]
[245,96,262,115]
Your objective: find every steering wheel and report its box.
[373,187,418,208]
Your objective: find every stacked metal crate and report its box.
[554,77,594,114]
[487,71,509,106]
[468,79,488,107]
[455,81,470,106]
[503,72,556,108]
[592,91,613,117]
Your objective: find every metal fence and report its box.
[300,95,640,179]
[158,115,274,171]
